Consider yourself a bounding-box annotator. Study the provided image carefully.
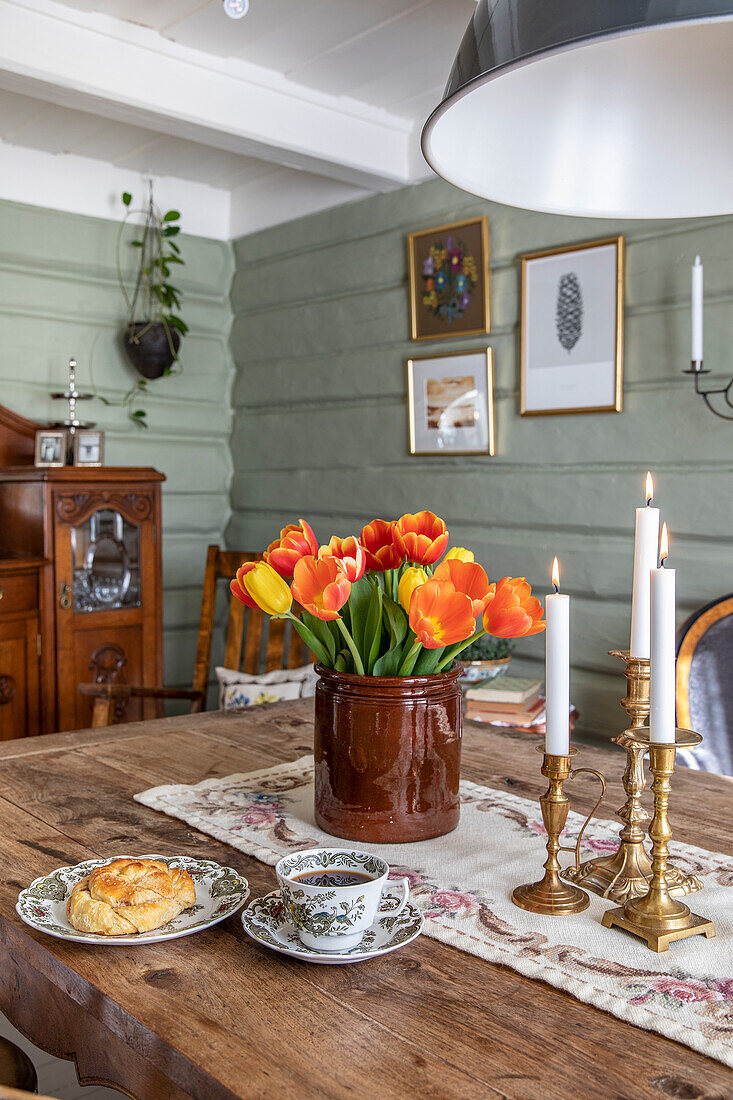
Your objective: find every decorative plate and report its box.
[16,855,250,945]
[241,891,424,964]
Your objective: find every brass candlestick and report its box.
[513,748,605,916]
[562,650,701,902]
[602,728,716,952]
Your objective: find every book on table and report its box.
[465,677,542,705]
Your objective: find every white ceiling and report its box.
[0,0,475,237]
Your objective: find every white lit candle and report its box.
[692,255,703,364]
[630,472,660,659]
[545,557,570,755]
[650,523,676,743]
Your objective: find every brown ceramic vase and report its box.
[313,662,462,844]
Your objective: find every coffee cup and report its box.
[275,847,410,952]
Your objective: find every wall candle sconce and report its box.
[684,255,733,420]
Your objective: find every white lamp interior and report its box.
[424,19,733,218]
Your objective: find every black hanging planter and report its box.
[123,322,181,380]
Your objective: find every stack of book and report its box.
[465,676,577,733]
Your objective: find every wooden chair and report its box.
[676,593,733,775]
[0,1038,37,1096]
[79,545,312,727]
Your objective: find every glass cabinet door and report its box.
[70,508,141,613]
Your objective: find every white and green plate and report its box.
[241,890,424,964]
[16,854,250,945]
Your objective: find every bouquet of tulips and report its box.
[230,511,546,678]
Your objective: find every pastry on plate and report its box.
[66,857,197,935]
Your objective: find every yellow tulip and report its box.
[444,547,474,564]
[242,561,292,616]
[398,566,428,613]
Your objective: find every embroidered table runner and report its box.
[135,756,733,1067]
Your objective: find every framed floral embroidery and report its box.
[407,216,491,341]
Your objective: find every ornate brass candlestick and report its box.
[562,650,701,902]
[602,729,715,952]
[513,748,605,916]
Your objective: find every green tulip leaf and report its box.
[290,619,332,668]
[414,646,445,675]
[300,609,336,664]
[364,584,383,675]
[347,575,372,656]
[382,597,408,647]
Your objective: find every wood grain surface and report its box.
[0,702,731,1100]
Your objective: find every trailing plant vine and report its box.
[105,180,188,427]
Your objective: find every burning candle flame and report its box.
[659,522,669,566]
[645,471,654,506]
[551,556,560,592]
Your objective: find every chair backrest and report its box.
[192,545,312,700]
[676,594,733,775]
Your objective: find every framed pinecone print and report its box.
[520,236,624,415]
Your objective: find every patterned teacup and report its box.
[275,847,410,952]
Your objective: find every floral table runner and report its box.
[135,756,733,1067]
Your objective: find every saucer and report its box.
[17,855,250,945]
[241,891,424,964]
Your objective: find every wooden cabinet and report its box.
[0,563,40,741]
[0,404,165,737]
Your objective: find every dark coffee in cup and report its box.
[292,870,374,888]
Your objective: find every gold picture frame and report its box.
[73,429,104,467]
[408,216,491,342]
[520,235,624,416]
[407,348,495,456]
[34,429,67,467]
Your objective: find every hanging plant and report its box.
[111,180,189,427]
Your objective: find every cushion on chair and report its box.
[215,664,317,710]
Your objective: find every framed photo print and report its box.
[73,429,104,467]
[408,216,490,341]
[520,236,624,416]
[34,429,67,467]
[407,348,495,456]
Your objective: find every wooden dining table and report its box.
[0,701,731,1100]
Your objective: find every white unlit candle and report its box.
[692,255,703,363]
[630,473,659,658]
[650,526,676,743]
[545,558,570,755]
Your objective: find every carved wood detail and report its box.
[56,491,153,525]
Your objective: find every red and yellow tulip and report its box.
[237,560,293,616]
[408,579,476,649]
[360,518,403,571]
[230,561,258,609]
[482,577,546,638]
[319,535,366,583]
[433,558,491,618]
[392,510,449,566]
[292,555,351,621]
[264,519,318,578]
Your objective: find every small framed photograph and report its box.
[35,429,67,467]
[407,217,491,341]
[73,429,104,467]
[520,236,624,416]
[407,348,495,456]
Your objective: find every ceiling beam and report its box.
[0,0,419,192]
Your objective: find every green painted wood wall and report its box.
[0,198,233,694]
[228,177,732,743]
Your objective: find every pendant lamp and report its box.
[422,1,733,218]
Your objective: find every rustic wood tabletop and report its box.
[0,702,731,1100]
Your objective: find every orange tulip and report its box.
[482,577,546,638]
[230,561,258,609]
[264,519,318,578]
[409,579,475,649]
[433,559,491,618]
[319,535,366,583]
[292,555,351,621]
[360,518,403,571]
[393,510,449,566]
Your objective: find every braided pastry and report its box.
[66,858,196,935]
